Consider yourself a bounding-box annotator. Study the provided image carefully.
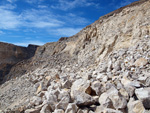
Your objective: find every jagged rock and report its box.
[124,86,135,97]
[74,91,95,106]
[65,103,78,113]
[44,93,58,111]
[107,87,127,109]
[71,79,91,99]
[91,81,102,96]
[135,88,150,109]
[99,92,113,108]
[127,98,145,113]
[40,104,52,113]
[119,88,129,100]
[56,96,70,111]
[30,96,43,106]
[62,80,72,89]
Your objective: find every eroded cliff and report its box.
[0,42,38,84]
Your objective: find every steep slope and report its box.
[0,0,150,112]
[0,42,38,84]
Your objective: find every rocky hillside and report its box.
[0,0,150,113]
[0,42,38,84]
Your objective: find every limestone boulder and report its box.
[127,98,145,113]
[71,79,91,99]
[74,91,95,106]
[135,88,150,109]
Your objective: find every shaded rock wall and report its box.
[0,42,38,84]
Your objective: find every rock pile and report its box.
[1,36,150,113]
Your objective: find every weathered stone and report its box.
[56,96,70,111]
[124,86,135,97]
[99,92,113,108]
[40,104,52,113]
[91,81,102,96]
[65,103,78,113]
[107,87,127,109]
[119,88,129,100]
[127,98,145,113]
[44,92,58,111]
[74,91,95,106]
[30,96,43,106]
[71,79,91,99]
[62,80,72,89]
[135,88,150,109]
[134,58,148,67]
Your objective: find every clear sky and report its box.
[0,0,138,46]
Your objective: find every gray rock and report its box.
[135,88,150,109]
[71,79,91,99]
[91,81,102,96]
[40,104,52,113]
[56,96,70,111]
[107,87,127,109]
[65,103,78,113]
[30,96,43,106]
[74,91,95,106]
[127,98,145,113]
[62,80,72,89]
[99,92,113,108]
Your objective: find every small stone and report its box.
[36,83,43,94]
[134,58,148,67]
[107,87,127,109]
[30,96,42,106]
[62,80,72,89]
[65,103,78,113]
[74,91,95,106]
[25,108,40,113]
[124,86,135,97]
[56,96,70,111]
[119,88,129,100]
[127,98,145,113]
[45,75,51,81]
[135,88,150,109]
[102,76,108,82]
[71,79,91,99]
[91,81,102,96]
[54,109,65,113]
[40,104,52,113]
[99,92,113,108]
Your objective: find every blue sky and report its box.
[0,0,138,46]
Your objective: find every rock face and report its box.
[1,0,150,113]
[0,42,38,84]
